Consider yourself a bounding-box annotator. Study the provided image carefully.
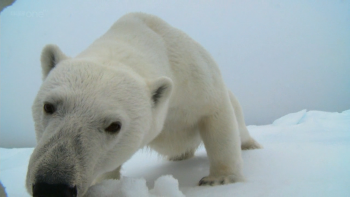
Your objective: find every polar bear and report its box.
[26,13,261,197]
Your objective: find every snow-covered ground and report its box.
[1,109,350,197]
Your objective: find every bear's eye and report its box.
[43,103,56,114]
[105,122,122,134]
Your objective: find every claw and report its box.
[199,174,242,186]
[198,179,206,186]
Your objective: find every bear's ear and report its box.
[149,77,173,107]
[40,44,68,80]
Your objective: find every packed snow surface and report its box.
[1,110,350,196]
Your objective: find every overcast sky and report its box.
[1,0,349,147]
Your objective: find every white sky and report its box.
[0,0,350,147]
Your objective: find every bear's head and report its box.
[26,45,173,197]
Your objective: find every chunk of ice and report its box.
[150,175,185,197]
[84,175,185,197]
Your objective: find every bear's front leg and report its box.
[198,105,244,186]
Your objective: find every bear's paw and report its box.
[198,174,244,186]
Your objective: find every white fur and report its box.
[26,13,261,197]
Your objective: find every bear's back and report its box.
[120,13,225,105]
[80,13,227,119]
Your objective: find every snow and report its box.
[85,176,185,197]
[1,109,350,197]
[272,109,307,126]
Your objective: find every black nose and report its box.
[33,183,77,197]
